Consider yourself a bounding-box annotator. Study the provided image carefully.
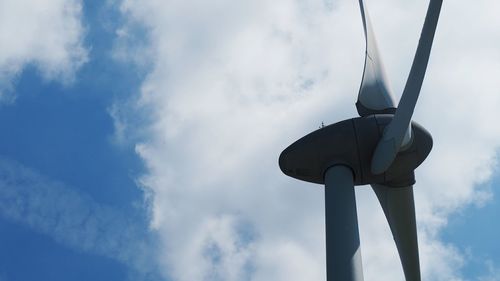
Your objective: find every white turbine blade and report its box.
[372,184,421,281]
[356,0,396,116]
[371,0,443,174]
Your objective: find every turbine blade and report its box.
[356,0,396,116]
[371,0,443,174]
[372,184,420,281]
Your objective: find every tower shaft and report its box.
[325,165,364,281]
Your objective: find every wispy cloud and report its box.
[0,0,88,102]
[0,157,160,280]
[478,260,500,281]
[113,0,500,280]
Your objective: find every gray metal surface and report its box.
[371,0,443,174]
[356,0,396,116]
[278,115,432,186]
[325,166,364,281]
[372,184,421,281]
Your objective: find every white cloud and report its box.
[114,0,500,280]
[0,0,88,101]
[0,157,160,280]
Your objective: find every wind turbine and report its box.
[278,0,443,280]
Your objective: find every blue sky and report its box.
[442,174,500,280]
[1,0,499,281]
[0,1,158,280]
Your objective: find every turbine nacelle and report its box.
[279,115,432,187]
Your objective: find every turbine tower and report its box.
[278,0,443,280]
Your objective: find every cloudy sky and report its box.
[1,0,499,280]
